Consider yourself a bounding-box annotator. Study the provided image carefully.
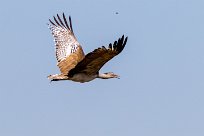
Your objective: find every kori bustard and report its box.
[47,13,128,83]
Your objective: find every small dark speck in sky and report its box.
[115,12,119,14]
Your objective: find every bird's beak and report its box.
[115,75,120,79]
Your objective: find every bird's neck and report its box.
[97,73,111,79]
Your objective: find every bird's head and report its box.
[98,72,120,79]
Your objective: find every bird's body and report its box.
[70,73,98,83]
[48,73,97,83]
[47,13,128,83]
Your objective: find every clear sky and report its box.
[0,0,204,136]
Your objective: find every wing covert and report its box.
[48,13,85,74]
[68,35,128,77]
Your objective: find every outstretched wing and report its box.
[48,13,85,74]
[68,35,128,77]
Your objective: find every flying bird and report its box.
[47,13,128,83]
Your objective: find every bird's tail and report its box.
[47,74,68,81]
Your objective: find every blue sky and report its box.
[0,0,204,136]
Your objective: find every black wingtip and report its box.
[63,13,70,30]
[57,14,66,28]
[53,16,61,27]
[69,16,74,33]
[121,35,124,39]
[49,13,74,33]
[49,19,56,26]
[123,36,128,45]
[115,35,128,53]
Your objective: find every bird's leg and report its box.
[47,74,68,81]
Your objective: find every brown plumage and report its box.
[47,13,128,83]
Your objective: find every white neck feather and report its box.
[97,73,113,79]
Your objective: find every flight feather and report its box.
[48,13,85,74]
[68,35,128,77]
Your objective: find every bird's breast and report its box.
[70,73,97,83]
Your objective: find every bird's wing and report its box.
[48,13,85,74]
[68,35,128,77]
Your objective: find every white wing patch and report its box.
[48,23,79,62]
[56,43,79,62]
